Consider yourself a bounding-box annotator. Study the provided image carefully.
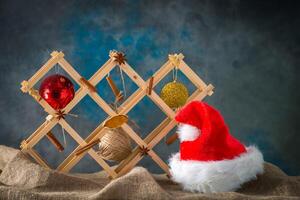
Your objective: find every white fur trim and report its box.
[169,146,264,193]
[177,124,200,142]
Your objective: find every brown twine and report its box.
[97,127,132,162]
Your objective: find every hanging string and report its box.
[172,67,178,82]
[119,67,127,98]
[175,66,178,81]
[61,126,67,147]
[112,101,118,113]
[46,112,78,148]
[55,63,60,74]
[67,113,78,118]
[60,112,77,147]
[165,67,180,142]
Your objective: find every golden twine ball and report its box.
[97,127,132,162]
[160,81,189,109]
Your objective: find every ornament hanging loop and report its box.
[172,67,178,82]
[169,53,183,82]
[54,63,60,74]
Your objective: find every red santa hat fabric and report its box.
[169,101,264,193]
[175,101,247,161]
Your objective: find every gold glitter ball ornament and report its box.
[160,81,189,109]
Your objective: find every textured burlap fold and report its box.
[0,145,299,200]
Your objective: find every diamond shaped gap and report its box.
[147,126,178,173]
[33,124,79,169]
[70,153,104,173]
[126,96,167,139]
[133,56,167,81]
[95,66,139,106]
[164,126,180,147]
[65,95,108,139]
[138,154,161,174]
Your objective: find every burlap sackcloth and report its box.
[0,145,299,200]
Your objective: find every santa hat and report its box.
[169,101,264,193]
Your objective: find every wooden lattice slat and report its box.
[20,51,214,179]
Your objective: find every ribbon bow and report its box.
[168,54,182,68]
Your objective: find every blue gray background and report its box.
[0,0,299,175]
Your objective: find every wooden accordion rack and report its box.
[20,50,214,179]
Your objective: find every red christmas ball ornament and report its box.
[39,74,75,110]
